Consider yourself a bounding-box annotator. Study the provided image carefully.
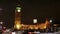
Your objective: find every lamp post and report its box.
[49,19,53,32]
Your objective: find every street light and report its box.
[33,19,37,23]
[50,19,52,23]
[0,21,3,24]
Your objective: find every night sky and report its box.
[21,0,60,24]
[0,0,16,28]
[0,0,60,28]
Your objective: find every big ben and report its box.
[14,4,21,30]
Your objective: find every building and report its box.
[14,4,21,30]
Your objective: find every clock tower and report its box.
[14,4,21,30]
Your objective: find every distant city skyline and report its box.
[0,0,60,28]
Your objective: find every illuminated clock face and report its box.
[16,7,21,12]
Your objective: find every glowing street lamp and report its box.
[50,20,52,23]
[33,19,37,23]
[0,21,3,24]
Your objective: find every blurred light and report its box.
[0,21,3,24]
[44,25,46,29]
[53,24,57,26]
[50,20,52,23]
[34,31,40,33]
[3,27,6,29]
[0,8,3,10]
[6,29,10,32]
[16,24,21,30]
[16,7,21,12]
[35,27,38,29]
[33,19,37,23]
[14,21,21,30]
[59,31,60,32]
[17,9,21,12]
[28,32,32,34]
[12,32,16,34]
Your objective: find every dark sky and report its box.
[22,0,60,17]
[0,0,16,28]
[21,0,60,24]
